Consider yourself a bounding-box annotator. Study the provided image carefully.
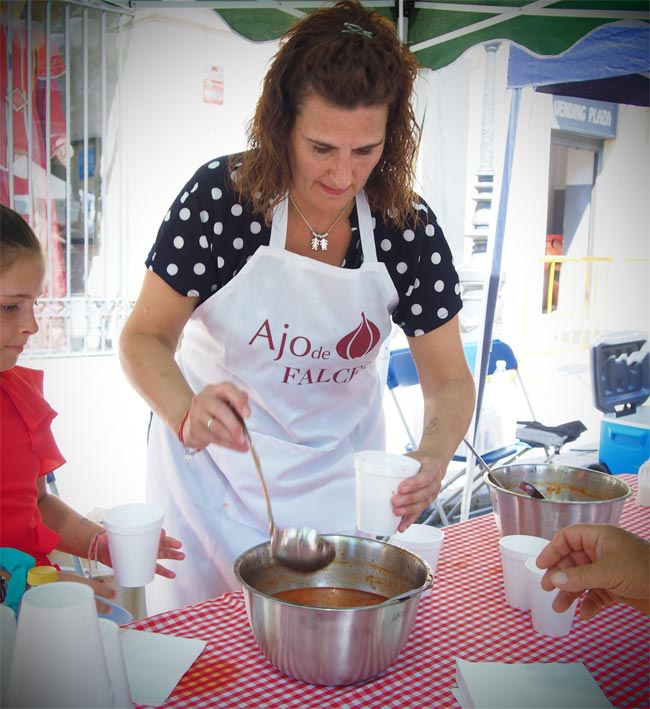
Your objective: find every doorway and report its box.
[543,132,602,314]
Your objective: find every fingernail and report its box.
[551,570,568,586]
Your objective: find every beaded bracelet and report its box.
[88,528,106,578]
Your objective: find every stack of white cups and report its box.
[5,502,166,708]
[499,534,579,637]
[7,582,132,708]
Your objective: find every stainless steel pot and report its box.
[484,464,633,539]
[233,534,432,686]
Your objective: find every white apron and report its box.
[146,191,398,613]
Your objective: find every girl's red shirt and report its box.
[0,366,65,565]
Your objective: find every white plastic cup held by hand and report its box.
[499,535,549,611]
[7,582,114,708]
[354,450,421,536]
[103,502,164,587]
[525,556,578,637]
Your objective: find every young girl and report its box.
[0,204,183,607]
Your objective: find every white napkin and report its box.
[120,628,206,706]
[453,658,613,709]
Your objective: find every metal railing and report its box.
[531,255,648,352]
[26,296,134,357]
[2,0,130,357]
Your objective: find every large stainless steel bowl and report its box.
[233,534,432,686]
[484,464,632,539]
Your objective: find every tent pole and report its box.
[459,87,522,521]
[397,0,406,43]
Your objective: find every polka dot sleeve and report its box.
[375,199,463,337]
[145,156,270,301]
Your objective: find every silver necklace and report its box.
[289,193,353,251]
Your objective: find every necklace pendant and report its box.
[290,193,352,254]
[310,233,329,251]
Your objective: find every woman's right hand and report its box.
[180,382,251,452]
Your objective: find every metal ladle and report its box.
[462,437,507,490]
[234,409,336,572]
[463,437,546,499]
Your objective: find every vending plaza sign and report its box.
[552,96,618,139]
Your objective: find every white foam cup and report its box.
[8,582,114,708]
[525,556,578,637]
[389,524,444,596]
[354,451,421,536]
[499,534,549,610]
[99,618,133,708]
[0,605,17,708]
[103,503,164,587]
[389,524,444,576]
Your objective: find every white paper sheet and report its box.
[453,658,614,709]
[120,628,206,706]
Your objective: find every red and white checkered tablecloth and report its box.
[129,474,650,709]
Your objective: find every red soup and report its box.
[273,586,388,608]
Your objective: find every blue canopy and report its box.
[507,22,650,106]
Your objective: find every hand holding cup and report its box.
[102,503,184,587]
[355,451,421,536]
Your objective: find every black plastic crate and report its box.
[590,331,649,416]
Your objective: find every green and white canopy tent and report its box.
[122,1,649,70]
[122,0,649,517]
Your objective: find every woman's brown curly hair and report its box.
[232,0,421,228]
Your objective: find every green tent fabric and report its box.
[211,1,649,70]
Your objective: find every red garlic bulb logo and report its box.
[336,312,380,359]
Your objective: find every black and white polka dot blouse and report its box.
[145,153,462,337]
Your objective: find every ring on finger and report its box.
[207,416,214,432]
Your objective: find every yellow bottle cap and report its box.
[27,565,58,586]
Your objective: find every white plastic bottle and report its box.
[636,459,650,506]
[476,360,518,454]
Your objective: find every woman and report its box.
[120,0,475,613]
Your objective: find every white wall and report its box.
[120,9,279,297]
[591,105,650,333]
[417,59,471,262]
[30,355,148,515]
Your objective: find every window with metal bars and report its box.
[1,0,131,357]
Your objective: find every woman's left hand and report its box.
[97,528,185,579]
[391,451,445,532]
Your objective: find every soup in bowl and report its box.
[234,534,432,685]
